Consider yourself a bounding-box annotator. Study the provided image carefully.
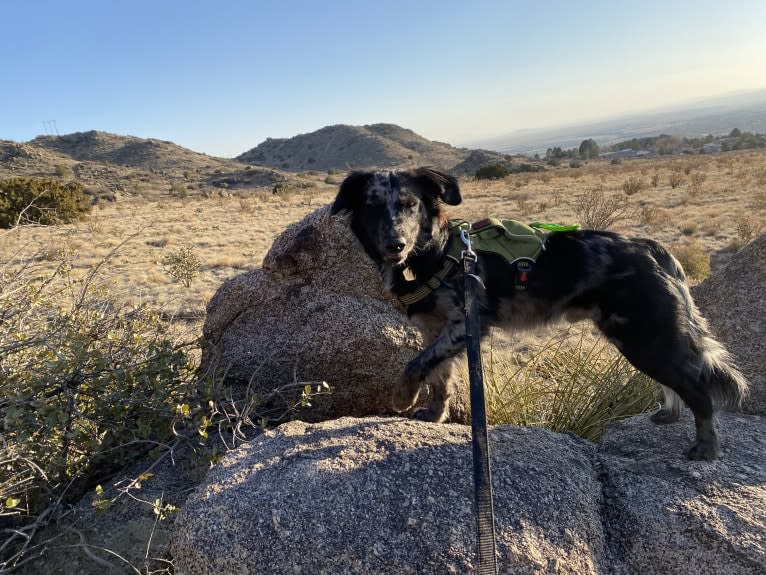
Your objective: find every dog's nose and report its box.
[385,240,406,253]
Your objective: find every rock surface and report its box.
[201,205,469,423]
[693,232,766,415]
[171,414,765,575]
[599,414,766,575]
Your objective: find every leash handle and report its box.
[462,230,498,575]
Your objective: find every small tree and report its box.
[578,139,600,160]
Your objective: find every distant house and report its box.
[600,148,637,159]
[703,142,722,154]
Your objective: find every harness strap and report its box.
[397,259,455,306]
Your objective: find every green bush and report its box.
[476,164,509,180]
[0,177,91,228]
[0,257,200,566]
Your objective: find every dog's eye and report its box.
[398,198,418,209]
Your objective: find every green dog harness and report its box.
[397,218,579,306]
[446,218,549,265]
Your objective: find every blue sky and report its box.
[2,0,765,157]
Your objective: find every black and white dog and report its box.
[331,168,748,460]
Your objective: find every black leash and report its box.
[460,229,498,575]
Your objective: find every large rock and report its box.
[692,232,766,415]
[171,417,605,575]
[202,204,468,422]
[171,414,765,574]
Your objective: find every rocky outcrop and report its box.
[201,205,469,423]
[693,232,766,415]
[171,414,765,575]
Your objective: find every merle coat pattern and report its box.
[331,168,748,460]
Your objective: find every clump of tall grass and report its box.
[482,329,657,442]
[670,240,710,280]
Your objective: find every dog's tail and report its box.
[679,283,750,410]
[697,333,750,410]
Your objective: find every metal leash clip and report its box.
[460,228,477,261]
[460,228,485,290]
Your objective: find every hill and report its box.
[30,130,225,172]
[236,123,511,173]
[0,131,284,199]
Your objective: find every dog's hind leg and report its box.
[650,384,683,424]
[604,324,721,460]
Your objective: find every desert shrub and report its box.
[574,188,631,230]
[668,171,684,189]
[687,172,707,198]
[638,205,670,227]
[476,164,509,180]
[650,172,660,187]
[679,222,698,236]
[621,176,646,195]
[483,329,657,442]
[272,181,289,195]
[514,194,532,215]
[53,164,72,178]
[670,241,710,280]
[161,244,201,287]
[726,216,764,251]
[0,177,91,228]
[0,255,199,567]
[169,182,188,198]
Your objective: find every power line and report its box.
[41,120,60,136]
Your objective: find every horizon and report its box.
[2,0,765,158]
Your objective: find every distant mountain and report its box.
[236,123,511,173]
[474,89,766,155]
[30,130,223,172]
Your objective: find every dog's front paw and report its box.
[411,405,448,423]
[392,372,422,413]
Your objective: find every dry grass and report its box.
[1,150,764,327]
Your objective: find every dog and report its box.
[331,167,748,460]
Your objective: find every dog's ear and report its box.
[331,171,371,214]
[410,168,461,205]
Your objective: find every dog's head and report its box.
[331,168,461,266]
